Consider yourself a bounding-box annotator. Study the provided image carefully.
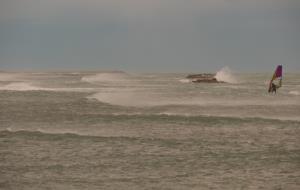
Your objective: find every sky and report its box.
[0,0,299,72]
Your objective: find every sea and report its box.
[0,68,299,190]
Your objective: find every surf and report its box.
[215,66,238,84]
[81,71,133,84]
[0,82,45,91]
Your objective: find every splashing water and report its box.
[289,91,300,96]
[215,67,238,83]
[81,72,131,83]
[179,79,191,83]
[0,82,44,91]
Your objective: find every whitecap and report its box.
[81,72,132,84]
[179,79,191,83]
[215,67,238,84]
[0,82,45,91]
[289,91,300,96]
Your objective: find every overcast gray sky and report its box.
[0,0,299,72]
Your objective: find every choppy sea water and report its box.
[0,71,299,190]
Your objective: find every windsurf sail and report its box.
[268,65,282,92]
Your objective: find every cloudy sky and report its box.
[0,0,299,72]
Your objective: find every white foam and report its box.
[0,82,102,92]
[0,82,45,91]
[88,91,168,107]
[215,67,238,84]
[88,88,300,107]
[179,79,191,83]
[81,72,132,84]
[87,88,210,107]
[158,112,194,117]
[289,91,300,96]
[87,90,199,107]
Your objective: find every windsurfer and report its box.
[269,82,277,94]
[268,65,282,94]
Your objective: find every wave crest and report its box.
[289,91,300,96]
[179,79,191,83]
[0,82,45,91]
[215,67,238,83]
[81,72,132,83]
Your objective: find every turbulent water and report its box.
[0,71,299,190]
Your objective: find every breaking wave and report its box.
[0,82,100,92]
[1,113,298,138]
[179,79,191,83]
[87,90,300,108]
[0,82,46,91]
[87,91,170,107]
[215,67,238,83]
[81,72,132,84]
[289,91,300,96]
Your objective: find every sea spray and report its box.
[0,82,44,91]
[289,91,300,96]
[215,67,238,83]
[81,72,132,83]
[179,79,191,83]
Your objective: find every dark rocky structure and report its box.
[186,73,222,83]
